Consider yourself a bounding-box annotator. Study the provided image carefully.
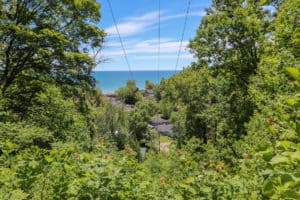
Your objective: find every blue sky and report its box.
[95,0,211,71]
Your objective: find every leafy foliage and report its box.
[116,80,142,105]
[0,0,299,199]
[0,0,105,95]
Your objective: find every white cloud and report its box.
[99,7,205,70]
[161,11,205,21]
[105,11,159,37]
[125,11,160,22]
[104,9,205,37]
[134,54,194,60]
[105,21,151,36]
[190,11,206,17]
[102,39,190,57]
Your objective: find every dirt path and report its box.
[160,142,172,152]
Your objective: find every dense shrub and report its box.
[116,80,142,105]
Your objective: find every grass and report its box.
[159,135,172,143]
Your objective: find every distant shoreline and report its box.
[93,70,181,72]
[93,70,179,93]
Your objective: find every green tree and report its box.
[145,80,156,90]
[0,0,105,96]
[92,102,128,149]
[247,0,300,146]
[0,0,105,149]
[116,80,142,105]
[189,0,268,139]
[128,106,151,146]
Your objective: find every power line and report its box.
[174,0,192,72]
[107,0,133,79]
[157,0,161,83]
[157,0,161,152]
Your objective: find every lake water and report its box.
[93,70,179,93]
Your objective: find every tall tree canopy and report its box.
[184,0,268,141]
[0,0,105,95]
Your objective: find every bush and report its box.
[0,122,53,149]
[116,80,142,105]
[159,100,173,119]
[145,80,156,90]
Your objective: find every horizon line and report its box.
[93,69,182,72]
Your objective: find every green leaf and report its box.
[286,98,297,106]
[200,186,211,193]
[262,152,273,162]
[7,189,28,200]
[280,190,300,199]
[270,155,289,165]
[256,142,270,152]
[276,141,294,151]
[262,179,275,197]
[285,67,300,80]
[280,174,294,185]
[179,184,197,195]
[290,151,300,162]
[45,156,54,163]
[28,161,39,169]
[184,177,195,184]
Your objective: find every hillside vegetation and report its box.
[0,0,299,199]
